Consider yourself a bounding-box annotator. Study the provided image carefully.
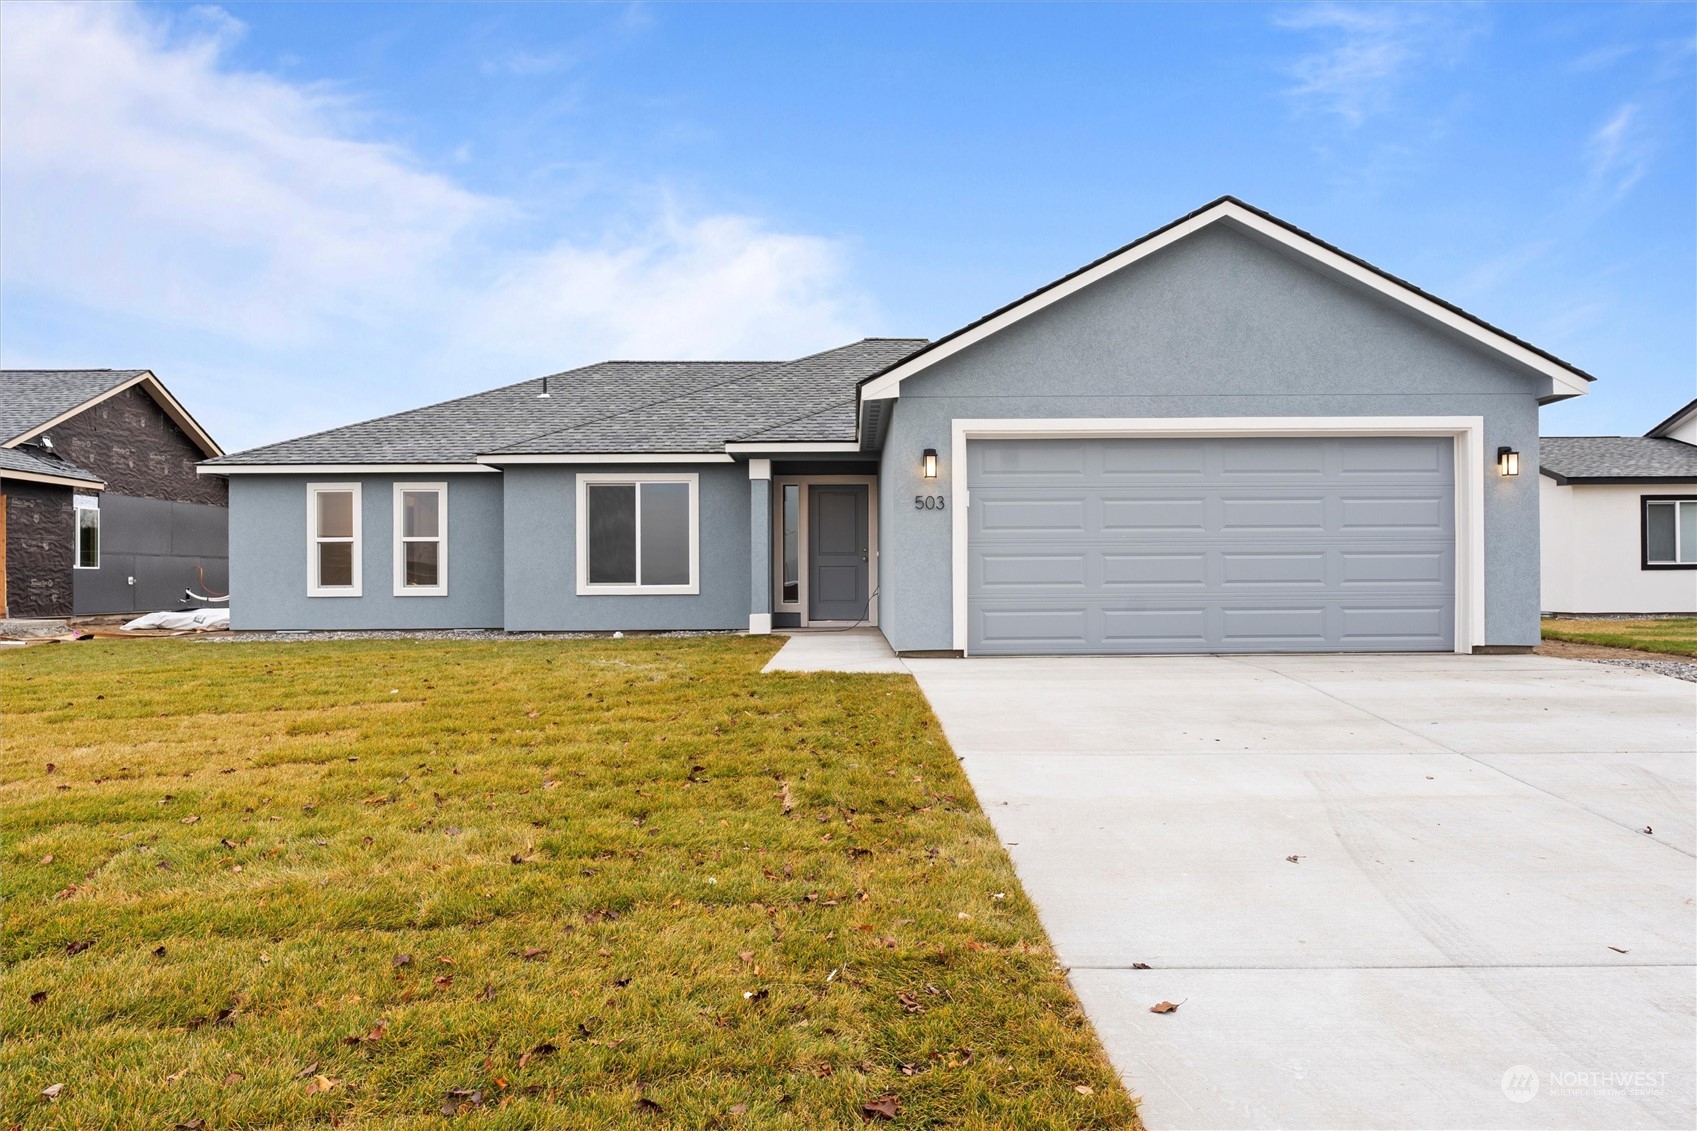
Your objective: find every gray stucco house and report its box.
[202,197,1593,654]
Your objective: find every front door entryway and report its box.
[808,484,869,621]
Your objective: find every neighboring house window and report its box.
[1643,496,1697,568]
[576,473,699,595]
[308,483,362,596]
[393,483,447,596]
[73,496,99,569]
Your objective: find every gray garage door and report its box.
[966,436,1455,654]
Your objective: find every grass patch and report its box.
[2,635,1136,1129]
[1540,617,1697,657]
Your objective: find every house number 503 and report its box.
[914,495,946,511]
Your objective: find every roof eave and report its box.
[5,370,224,458]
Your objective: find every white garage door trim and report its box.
[949,416,1486,655]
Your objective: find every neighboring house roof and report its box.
[205,339,927,469]
[0,443,105,489]
[1539,436,1697,484]
[856,195,1596,409]
[1646,397,1697,439]
[0,369,223,458]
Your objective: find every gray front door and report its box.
[809,484,869,621]
[966,436,1456,654]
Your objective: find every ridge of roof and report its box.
[1646,397,1697,438]
[855,195,1597,398]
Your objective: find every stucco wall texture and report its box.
[876,223,1546,652]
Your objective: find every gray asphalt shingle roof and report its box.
[0,443,103,485]
[1540,436,1697,483]
[0,370,148,443]
[207,339,928,465]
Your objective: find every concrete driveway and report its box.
[904,653,1695,1130]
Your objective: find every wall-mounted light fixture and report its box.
[1497,446,1519,477]
[922,448,939,479]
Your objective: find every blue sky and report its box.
[1,2,1691,451]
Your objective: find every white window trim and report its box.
[575,472,700,596]
[1643,497,1697,567]
[948,416,1487,655]
[72,495,100,569]
[769,475,879,627]
[307,482,362,597]
[392,482,448,596]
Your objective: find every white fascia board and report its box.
[860,200,1591,403]
[203,463,497,475]
[6,371,225,457]
[723,442,861,453]
[477,452,734,465]
[0,468,107,490]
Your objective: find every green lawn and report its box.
[2,635,1137,1129]
[1540,617,1697,658]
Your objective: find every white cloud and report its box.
[1275,3,1483,125]
[0,1,872,446]
[1586,103,1652,200]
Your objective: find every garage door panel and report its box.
[1100,497,1207,531]
[1102,552,1208,587]
[1101,607,1209,644]
[968,436,1455,654]
[977,497,1086,533]
[1218,438,1327,475]
[1220,551,1328,586]
[978,552,1088,589]
[1219,496,1327,531]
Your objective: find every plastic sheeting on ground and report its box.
[120,608,232,632]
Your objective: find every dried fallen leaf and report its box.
[1075,1084,1095,1095]
[154,946,167,958]
[738,951,754,964]
[861,1094,900,1121]
[292,1062,319,1080]
[222,1071,245,1086]
[1149,1000,1181,1014]
[518,1041,557,1069]
[174,1119,205,1130]
[742,988,769,1003]
[896,992,923,1013]
[181,815,200,825]
[1131,962,1151,970]
[729,1101,748,1116]
[521,947,547,961]
[303,1074,338,1096]
[39,854,53,865]
[40,1083,64,1102]
[393,953,413,968]
[29,990,47,1005]
[1608,946,1629,954]
[65,939,93,956]
[440,1087,486,1116]
[433,975,453,988]
[1286,855,1302,863]
[635,1096,664,1113]
[477,983,495,1001]
[1642,826,1653,835]
[165,1068,189,1084]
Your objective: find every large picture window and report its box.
[576,473,699,594]
[393,483,447,596]
[1643,496,1697,569]
[308,483,361,596]
[73,496,99,569]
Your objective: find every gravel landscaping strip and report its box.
[196,628,736,644]
[1583,657,1697,683]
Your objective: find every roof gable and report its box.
[857,197,1595,409]
[1646,397,1697,442]
[1,369,222,458]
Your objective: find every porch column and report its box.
[748,459,772,634]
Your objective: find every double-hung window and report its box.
[393,483,447,596]
[576,473,699,594]
[307,483,361,596]
[73,495,99,569]
[1643,496,1697,568]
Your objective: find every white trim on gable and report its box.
[6,371,224,458]
[0,467,106,490]
[479,453,733,465]
[860,200,1593,405]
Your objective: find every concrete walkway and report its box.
[904,653,1696,1130]
[760,628,909,674]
